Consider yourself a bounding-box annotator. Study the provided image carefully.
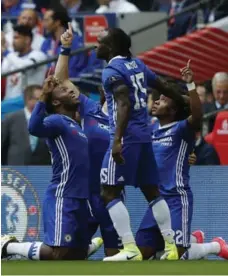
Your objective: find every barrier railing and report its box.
[1,45,96,78]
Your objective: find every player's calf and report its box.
[1,235,87,260]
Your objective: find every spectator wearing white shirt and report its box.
[2,25,47,100]
[5,9,45,51]
[96,0,139,14]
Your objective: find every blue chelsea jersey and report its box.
[102,56,158,144]
[29,102,89,199]
[79,94,110,194]
[152,120,195,196]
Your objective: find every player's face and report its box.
[153,95,176,118]
[52,85,80,110]
[96,30,111,60]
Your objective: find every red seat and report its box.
[205,111,228,165]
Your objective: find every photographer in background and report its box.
[1,85,51,166]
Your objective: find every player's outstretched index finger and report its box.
[68,22,73,35]
[47,67,53,77]
[187,59,191,68]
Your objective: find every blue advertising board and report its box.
[1,166,228,260]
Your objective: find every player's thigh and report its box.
[43,196,89,253]
[166,193,193,248]
[101,144,141,187]
[136,143,159,188]
[136,207,164,260]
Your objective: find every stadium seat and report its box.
[205,111,228,165]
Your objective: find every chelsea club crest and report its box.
[1,168,41,242]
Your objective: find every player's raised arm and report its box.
[28,76,64,137]
[54,22,73,82]
[112,83,131,164]
[181,60,202,130]
[146,67,185,105]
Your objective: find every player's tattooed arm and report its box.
[112,83,131,164]
[54,22,72,82]
[181,60,202,130]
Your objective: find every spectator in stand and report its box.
[2,25,47,100]
[168,0,197,40]
[2,0,25,16]
[41,6,88,77]
[204,0,228,23]
[203,72,228,132]
[1,85,51,165]
[194,132,220,165]
[1,32,10,101]
[196,84,207,104]
[61,0,96,16]
[95,0,139,14]
[5,9,45,51]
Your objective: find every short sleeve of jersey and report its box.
[79,93,98,118]
[145,66,158,87]
[176,119,195,141]
[102,68,125,92]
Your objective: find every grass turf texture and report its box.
[1,260,228,275]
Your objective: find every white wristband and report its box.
[186,82,196,91]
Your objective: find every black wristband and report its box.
[60,46,71,56]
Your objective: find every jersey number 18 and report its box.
[130,72,147,110]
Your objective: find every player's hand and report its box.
[61,22,73,48]
[40,73,59,102]
[188,152,197,166]
[180,60,194,83]
[112,140,125,165]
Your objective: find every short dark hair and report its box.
[108,28,132,58]
[165,80,191,121]
[48,6,70,29]
[24,85,42,102]
[13,25,33,40]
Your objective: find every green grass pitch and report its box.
[1,260,228,275]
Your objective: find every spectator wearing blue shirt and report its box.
[2,0,25,16]
[168,0,197,40]
[41,6,88,78]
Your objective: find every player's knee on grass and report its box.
[101,185,123,205]
[40,244,87,260]
[140,186,160,203]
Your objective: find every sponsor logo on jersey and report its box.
[153,136,173,146]
[1,168,40,242]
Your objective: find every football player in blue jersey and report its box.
[53,23,121,257]
[95,28,193,261]
[2,74,91,260]
[136,61,228,260]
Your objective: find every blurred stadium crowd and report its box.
[1,0,228,166]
